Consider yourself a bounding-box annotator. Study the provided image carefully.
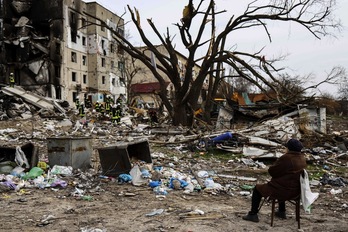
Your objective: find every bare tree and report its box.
[121,55,146,104]
[85,0,342,126]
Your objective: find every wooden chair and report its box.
[270,195,301,229]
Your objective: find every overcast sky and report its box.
[85,0,348,97]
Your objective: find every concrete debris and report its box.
[0,93,347,230]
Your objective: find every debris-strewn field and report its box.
[0,143,347,232]
[0,95,347,231]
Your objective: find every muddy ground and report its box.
[0,117,347,232]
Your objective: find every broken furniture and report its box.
[47,137,92,170]
[97,139,152,177]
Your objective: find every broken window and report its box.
[82,36,86,46]
[71,52,77,63]
[100,18,106,32]
[72,92,77,102]
[70,12,77,43]
[120,78,125,87]
[56,43,61,55]
[101,40,105,49]
[55,66,60,78]
[118,61,124,71]
[81,18,87,28]
[117,44,124,55]
[72,72,77,82]
[83,74,87,84]
[71,32,77,43]
[71,12,76,24]
[117,28,124,37]
[102,76,105,84]
[82,56,87,66]
[56,87,62,100]
[102,58,105,67]
[112,78,115,86]
[110,43,114,53]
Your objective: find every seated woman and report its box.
[242,138,307,222]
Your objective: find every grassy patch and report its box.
[306,164,327,180]
[197,149,244,161]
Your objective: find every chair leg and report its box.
[296,200,301,229]
[271,199,276,226]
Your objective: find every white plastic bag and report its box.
[15,146,30,168]
[130,165,147,186]
[300,169,319,213]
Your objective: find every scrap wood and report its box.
[179,213,225,220]
[189,166,205,188]
[149,134,200,144]
[324,160,345,167]
[216,174,257,182]
[193,116,214,131]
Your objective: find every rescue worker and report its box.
[95,101,100,112]
[107,95,115,105]
[105,97,111,115]
[9,73,15,87]
[79,102,85,118]
[78,103,88,128]
[75,96,80,110]
[99,103,105,116]
[110,104,120,124]
[116,95,123,106]
[85,97,91,109]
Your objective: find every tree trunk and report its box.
[172,103,194,126]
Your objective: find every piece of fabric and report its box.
[300,169,319,213]
[256,151,307,200]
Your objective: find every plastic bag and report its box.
[130,165,147,186]
[15,146,30,169]
[50,165,73,176]
[300,169,319,213]
[22,167,44,180]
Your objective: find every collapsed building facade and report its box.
[0,0,126,106]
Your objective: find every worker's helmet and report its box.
[76,96,79,99]
[10,72,13,75]
[113,104,117,108]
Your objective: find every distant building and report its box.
[0,0,125,106]
[129,45,202,108]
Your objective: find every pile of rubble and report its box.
[0,86,347,214]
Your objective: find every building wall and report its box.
[0,0,125,107]
[85,2,125,103]
[63,0,89,103]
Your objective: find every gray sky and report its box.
[85,0,348,97]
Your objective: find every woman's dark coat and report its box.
[256,151,307,200]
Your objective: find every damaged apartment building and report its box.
[0,0,126,106]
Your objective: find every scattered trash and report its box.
[22,167,44,180]
[329,188,343,195]
[145,208,164,217]
[50,165,73,176]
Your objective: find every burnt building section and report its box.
[0,0,63,97]
[0,0,126,107]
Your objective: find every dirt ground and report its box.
[0,117,347,232]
